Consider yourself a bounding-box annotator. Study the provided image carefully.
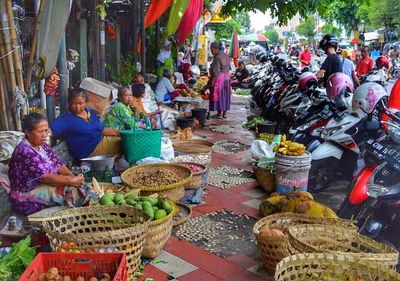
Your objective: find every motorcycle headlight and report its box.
[366,163,392,198]
[320,127,337,140]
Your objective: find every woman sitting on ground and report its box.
[155,69,180,103]
[51,88,120,160]
[8,113,85,215]
[231,61,250,88]
[131,84,162,128]
[103,87,136,130]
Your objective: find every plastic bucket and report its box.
[191,108,208,127]
[257,121,276,134]
[176,117,194,130]
[275,151,311,193]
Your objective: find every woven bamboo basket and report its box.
[142,200,176,258]
[253,213,357,274]
[41,206,149,278]
[177,162,208,189]
[288,224,399,268]
[275,253,400,281]
[121,163,192,201]
[173,140,214,154]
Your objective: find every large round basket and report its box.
[253,213,357,274]
[177,162,209,189]
[173,140,214,154]
[275,253,400,281]
[142,200,176,258]
[121,163,192,201]
[288,224,399,268]
[41,206,149,278]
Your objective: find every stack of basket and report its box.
[253,212,400,278]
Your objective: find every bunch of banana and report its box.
[273,135,306,156]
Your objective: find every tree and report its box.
[210,19,242,41]
[367,0,400,31]
[236,12,252,33]
[321,23,343,37]
[264,29,279,45]
[295,16,316,42]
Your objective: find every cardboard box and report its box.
[80,77,118,116]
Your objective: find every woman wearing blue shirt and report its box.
[51,88,121,160]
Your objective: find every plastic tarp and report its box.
[144,0,173,28]
[177,0,204,45]
[163,0,191,40]
[36,0,72,79]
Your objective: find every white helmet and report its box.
[365,73,385,86]
[352,82,387,114]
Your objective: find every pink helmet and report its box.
[298,72,317,90]
[326,73,354,98]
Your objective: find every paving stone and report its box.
[241,188,268,198]
[247,264,272,279]
[242,198,263,209]
[151,250,198,278]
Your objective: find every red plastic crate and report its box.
[19,253,127,281]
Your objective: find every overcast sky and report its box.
[249,11,274,32]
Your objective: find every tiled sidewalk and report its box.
[140,96,274,281]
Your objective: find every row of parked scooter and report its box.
[249,52,400,252]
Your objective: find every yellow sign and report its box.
[198,35,208,66]
[209,8,230,23]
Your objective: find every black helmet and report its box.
[276,58,286,69]
[259,54,269,63]
[272,55,280,66]
[256,52,265,60]
[319,34,339,51]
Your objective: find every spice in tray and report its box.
[183,164,203,173]
[131,169,181,187]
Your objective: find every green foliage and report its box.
[95,0,112,19]
[264,29,280,45]
[235,12,252,33]
[295,16,316,42]
[106,54,137,86]
[367,0,400,30]
[210,19,242,41]
[321,23,343,37]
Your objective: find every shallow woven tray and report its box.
[253,213,357,274]
[275,253,400,281]
[288,224,399,268]
[142,200,176,258]
[173,202,192,227]
[172,140,214,154]
[42,205,149,278]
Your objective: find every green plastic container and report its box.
[120,129,162,164]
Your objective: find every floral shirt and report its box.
[9,140,63,194]
[103,101,135,130]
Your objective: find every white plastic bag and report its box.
[250,140,276,160]
[191,65,201,77]
[161,137,175,161]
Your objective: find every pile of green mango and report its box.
[99,193,173,221]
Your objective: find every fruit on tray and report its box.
[259,226,284,239]
[98,194,173,221]
[273,135,306,156]
[259,192,338,219]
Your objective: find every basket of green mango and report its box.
[98,192,176,258]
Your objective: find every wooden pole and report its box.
[24,0,45,92]
[6,0,27,117]
[0,68,9,131]
[139,0,146,74]
[132,0,138,62]
[0,1,20,130]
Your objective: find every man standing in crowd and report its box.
[316,34,342,86]
[370,47,381,61]
[299,45,312,68]
[356,47,374,77]
[340,49,360,87]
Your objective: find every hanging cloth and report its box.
[163,0,191,41]
[177,0,204,45]
[229,29,240,67]
[144,0,173,28]
[36,0,72,79]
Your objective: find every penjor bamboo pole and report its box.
[6,0,27,116]
[0,1,20,130]
[0,66,9,131]
[24,0,45,92]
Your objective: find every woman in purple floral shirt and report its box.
[8,113,84,215]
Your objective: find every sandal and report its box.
[222,114,228,119]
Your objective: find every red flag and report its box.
[177,0,204,45]
[144,0,173,28]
